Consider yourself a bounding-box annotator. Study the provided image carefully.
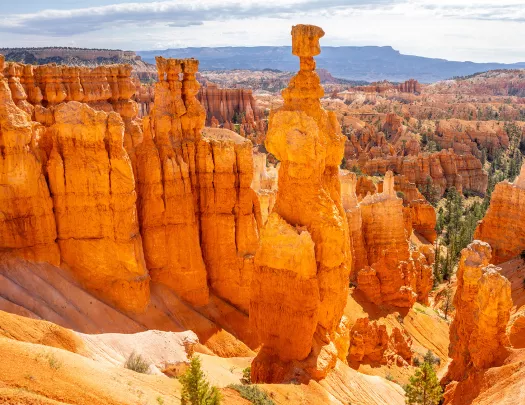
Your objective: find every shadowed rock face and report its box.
[445,241,512,383]
[250,24,352,383]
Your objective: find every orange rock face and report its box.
[251,152,277,224]
[135,57,209,306]
[340,172,368,275]
[348,318,412,366]
[197,128,261,313]
[250,24,351,383]
[0,57,60,265]
[3,61,142,155]
[475,164,525,264]
[444,241,512,383]
[45,102,150,313]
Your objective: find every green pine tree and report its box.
[404,357,443,405]
[180,356,222,405]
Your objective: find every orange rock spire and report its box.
[135,57,209,306]
[444,241,512,383]
[250,25,351,383]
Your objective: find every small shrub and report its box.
[241,367,251,384]
[385,374,395,382]
[413,357,421,367]
[47,353,62,370]
[156,397,165,405]
[423,350,441,366]
[180,356,221,405]
[228,384,275,405]
[124,352,150,374]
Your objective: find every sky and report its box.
[1,0,525,63]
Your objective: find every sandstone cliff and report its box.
[2,61,143,167]
[45,102,150,313]
[444,241,512,383]
[475,162,525,264]
[0,55,60,265]
[0,54,261,316]
[250,24,351,383]
[356,172,433,307]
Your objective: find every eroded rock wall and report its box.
[356,172,433,307]
[45,102,150,312]
[0,55,60,265]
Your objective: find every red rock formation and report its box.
[355,176,377,198]
[397,79,421,94]
[197,83,260,125]
[475,163,525,264]
[350,149,487,197]
[3,62,143,166]
[250,24,351,383]
[0,56,60,265]
[340,172,368,275]
[444,241,512,383]
[251,152,277,224]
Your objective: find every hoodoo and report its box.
[250,24,351,383]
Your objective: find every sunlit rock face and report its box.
[444,241,512,383]
[250,24,351,383]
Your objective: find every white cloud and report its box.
[0,0,524,63]
[0,0,397,36]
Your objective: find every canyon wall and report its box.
[0,55,60,265]
[0,54,260,316]
[250,24,351,383]
[197,83,261,126]
[350,149,488,197]
[475,163,525,264]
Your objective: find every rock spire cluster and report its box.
[0,54,260,315]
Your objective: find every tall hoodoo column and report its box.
[250,25,351,383]
[135,57,209,306]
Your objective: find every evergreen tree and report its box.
[180,356,221,405]
[442,287,455,321]
[404,356,443,405]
